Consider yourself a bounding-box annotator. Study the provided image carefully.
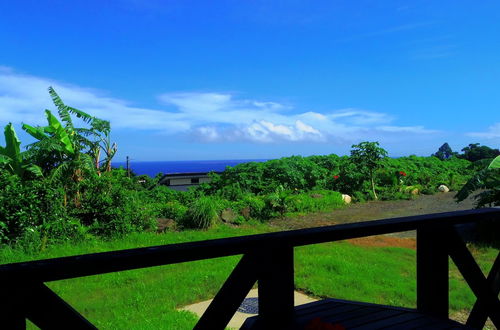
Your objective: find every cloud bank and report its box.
[467,123,500,141]
[0,68,440,144]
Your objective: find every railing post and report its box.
[0,283,26,329]
[257,246,295,329]
[417,226,449,318]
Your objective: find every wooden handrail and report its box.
[0,208,498,282]
[1,208,499,329]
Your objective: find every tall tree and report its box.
[459,143,500,162]
[350,141,388,200]
[47,87,117,173]
[432,142,456,160]
[22,87,117,175]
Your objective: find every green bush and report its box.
[182,196,224,229]
[240,194,266,219]
[196,153,473,205]
[152,201,188,222]
[0,171,84,246]
[285,190,344,213]
[262,186,290,218]
[70,174,156,237]
[146,184,182,204]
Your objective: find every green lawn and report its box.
[0,225,497,329]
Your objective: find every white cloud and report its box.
[329,109,393,125]
[467,123,500,140]
[159,92,232,113]
[299,111,328,121]
[376,125,439,134]
[192,120,324,143]
[296,120,320,134]
[0,67,439,144]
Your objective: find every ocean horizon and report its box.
[113,159,268,177]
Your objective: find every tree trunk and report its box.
[371,173,378,200]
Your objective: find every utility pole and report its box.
[126,156,130,177]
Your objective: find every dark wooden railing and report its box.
[1,208,499,329]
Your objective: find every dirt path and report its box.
[270,192,477,240]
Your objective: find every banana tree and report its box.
[22,110,77,173]
[47,87,117,173]
[0,123,42,178]
[456,155,500,207]
[22,87,117,174]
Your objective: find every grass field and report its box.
[0,224,497,329]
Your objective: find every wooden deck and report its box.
[242,298,473,329]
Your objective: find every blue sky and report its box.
[1,0,499,161]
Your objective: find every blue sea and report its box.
[113,159,267,177]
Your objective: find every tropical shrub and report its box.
[152,201,189,222]
[200,156,328,195]
[456,156,500,207]
[239,194,266,219]
[0,123,42,179]
[69,174,156,237]
[146,184,184,203]
[182,196,225,229]
[263,186,290,218]
[285,190,344,213]
[380,156,471,193]
[0,171,83,245]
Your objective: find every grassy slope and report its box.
[1,225,497,329]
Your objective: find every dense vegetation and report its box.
[1,88,499,329]
[0,88,498,250]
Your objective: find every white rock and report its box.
[342,194,352,204]
[438,184,449,193]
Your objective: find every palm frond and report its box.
[74,127,97,137]
[48,86,74,129]
[22,123,48,140]
[45,110,75,155]
[23,164,44,178]
[49,86,95,126]
[80,153,99,177]
[91,118,111,135]
[454,169,488,202]
[48,161,71,183]
[0,154,11,165]
[488,155,500,169]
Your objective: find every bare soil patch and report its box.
[347,236,416,249]
[270,192,477,242]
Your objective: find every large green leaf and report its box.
[22,123,49,140]
[49,86,94,125]
[45,110,75,155]
[2,123,22,165]
[488,155,500,169]
[455,169,488,202]
[48,86,74,129]
[23,164,43,178]
[0,154,10,164]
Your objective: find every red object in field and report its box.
[333,175,339,180]
[399,171,407,176]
